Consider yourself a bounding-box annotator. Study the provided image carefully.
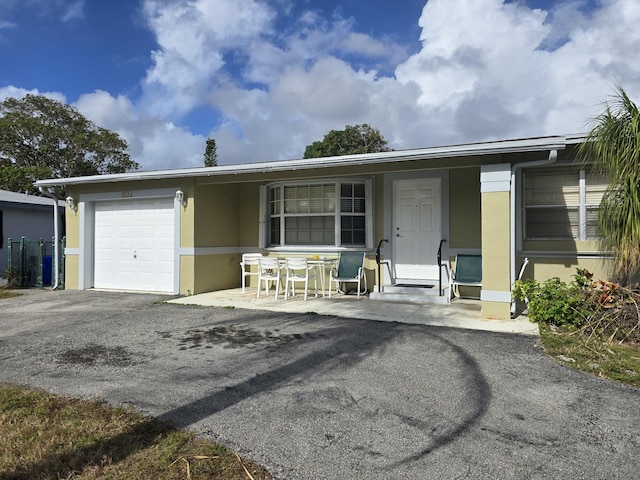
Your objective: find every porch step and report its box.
[369,284,451,305]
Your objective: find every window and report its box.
[266,179,371,248]
[523,167,608,240]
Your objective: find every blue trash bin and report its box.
[42,256,52,286]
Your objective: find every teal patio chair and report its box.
[450,254,482,298]
[329,252,367,299]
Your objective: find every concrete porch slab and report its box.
[168,288,539,335]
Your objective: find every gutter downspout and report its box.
[38,187,60,290]
[510,149,558,316]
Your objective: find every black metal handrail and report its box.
[375,238,388,293]
[438,239,447,296]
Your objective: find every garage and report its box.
[93,197,175,292]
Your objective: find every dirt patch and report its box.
[58,344,138,367]
[175,325,309,349]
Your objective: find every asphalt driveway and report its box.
[1,289,639,479]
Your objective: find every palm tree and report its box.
[578,85,640,285]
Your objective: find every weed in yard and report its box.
[0,383,272,480]
[539,324,640,389]
[0,287,21,299]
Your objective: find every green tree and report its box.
[303,124,390,158]
[204,137,218,167]
[578,85,640,285]
[0,94,138,196]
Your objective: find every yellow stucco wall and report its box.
[481,190,511,319]
[194,183,240,247]
[237,183,261,247]
[179,255,195,295]
[64,205,80,248]
[62,189,81,288]
[522,257,610,283]
[64,254,79,290]
[180,188,195,249]
[481,301,512,320]
[191,254,241,294]
[481,191,511,292]
[449,167,481,249]
[374,174,384,243]
[189,182,259,293]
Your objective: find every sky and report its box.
[1,0,640,172]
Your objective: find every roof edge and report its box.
[34,134,570,187]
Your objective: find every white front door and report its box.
[393,178,442,282]
[94,198,175,292]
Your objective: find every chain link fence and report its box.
[5,237,65,288]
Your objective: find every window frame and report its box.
[262,177,373,251]
[522,165,608,241]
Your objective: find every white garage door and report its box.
[94,198,175,292]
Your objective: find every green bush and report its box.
[515,269,640,345]
[513,270,593,326]
[1,267,21,288]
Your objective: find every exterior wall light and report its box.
[175,189,187,207]
[65,196,77,211]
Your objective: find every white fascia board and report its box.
[34,135,568,188]
[565,132,588,145]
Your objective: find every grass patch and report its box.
[539,324,640,389]
[0,383,272,480]
[0,287,21,299]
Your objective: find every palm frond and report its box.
[579,85,640,284]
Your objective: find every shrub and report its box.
[514,269,640,344]
[1,267,21,288]
[513,274,591,327]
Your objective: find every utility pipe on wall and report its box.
[509,149,558,315]
[38,187,61,290]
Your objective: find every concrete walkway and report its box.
[169,288,539,335]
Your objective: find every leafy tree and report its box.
[0,94,138,196]
[204,137,218,167]
[578,85,640,285]
[303,124,390,158]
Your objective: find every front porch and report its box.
[168,288,538,335]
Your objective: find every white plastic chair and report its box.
[257,257,282,299]
[284,257,318,301]
[240,253,262,293]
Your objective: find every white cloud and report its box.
[1,0,86,22]
[391,0,640,143]
[61,0,85,22]
[6,0,640,172]
[0,85,66,103]
[140,0,276,117]
[74,90,205,170]
[127,0,640,168]
[343,32,393,58]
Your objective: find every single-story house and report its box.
[34,134,611,320]
[0,189,65,280]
